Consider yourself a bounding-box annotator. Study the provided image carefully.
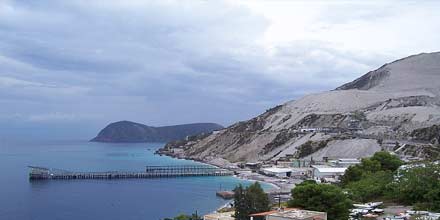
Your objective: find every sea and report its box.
[0,138,270,220]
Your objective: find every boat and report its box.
[353,204,371,209]
[367,202,383,207]
[372,208,384,213]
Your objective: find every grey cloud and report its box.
[0,0,413,139]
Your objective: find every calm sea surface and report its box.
[0,139,267,220]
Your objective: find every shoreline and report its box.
[158,152,285,192]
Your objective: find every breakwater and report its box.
[29,165,233,180]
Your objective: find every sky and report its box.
[1,0,440,139]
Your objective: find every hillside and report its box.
[158,52,440,164]
[91,121,223,143]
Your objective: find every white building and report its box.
[261,167,293,178]
[311,165,347,181]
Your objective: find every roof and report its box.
[250,208,298,217]
[245,162,261,165]
[204,211,235,220]
[338,158,360,162]
[269,209,327,220]
[262,167,293,173]
[312,165,347,173]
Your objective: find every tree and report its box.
[360,158,382,173]
[234,184,249,220]
[246,182,270,215]
[369,151,403,172]
[345,171,393,202]
[341,165,364,185]
[288,182,352,220]
[234,182,270,220]
[341,151,402,186]
[395,163,440,212]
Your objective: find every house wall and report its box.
[267,215,326,220]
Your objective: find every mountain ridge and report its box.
[158,52,440,165]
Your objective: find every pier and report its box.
[28,165,233,180]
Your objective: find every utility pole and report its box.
[278,190,281,208]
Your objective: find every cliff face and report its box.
[159,52,440,163]
[91,121,223,143]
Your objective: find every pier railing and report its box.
[28,165,233,180]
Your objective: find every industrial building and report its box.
[261,167,294,178]
[311,165,347,182]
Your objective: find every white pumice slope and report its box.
[160,52,440,163]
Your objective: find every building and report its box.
[290,168,311,178]
[203,211,235,220]
[311,165,347,181]
[250,209,327,220]
[261,167,293,178]
[267,210,327,220]
[245,162,262,171]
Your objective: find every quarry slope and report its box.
[159,52,440,164]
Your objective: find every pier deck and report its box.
[28,165,233,180]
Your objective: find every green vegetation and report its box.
[295,140,328,158]
[341,151,440,212]
[341,151,402,202]
[345,170,393,202]
[341,151,402,185]
[234,182,270,220]
[392,163,440,212]
[287,181,352,220]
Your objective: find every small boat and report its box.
[353,204,371,209]
[367,202,383,208]
[354,201,383,209]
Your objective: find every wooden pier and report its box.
[28,165,233,180]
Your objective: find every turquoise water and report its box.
[0,139,269,220]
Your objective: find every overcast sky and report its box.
[1,0,440,139]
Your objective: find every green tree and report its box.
[360,158,382,173]
[341,151,402,186]
[345,171,393,202]
[369,151,403,172]
[395,163,440,212]
[234,182,270,220]
[341,165,364,185]
[234,184,248,220]
[288,182,352,220]
[246,182,270,215]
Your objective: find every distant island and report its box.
[90,121,223,143]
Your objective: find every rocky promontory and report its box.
[91,121,223,143]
